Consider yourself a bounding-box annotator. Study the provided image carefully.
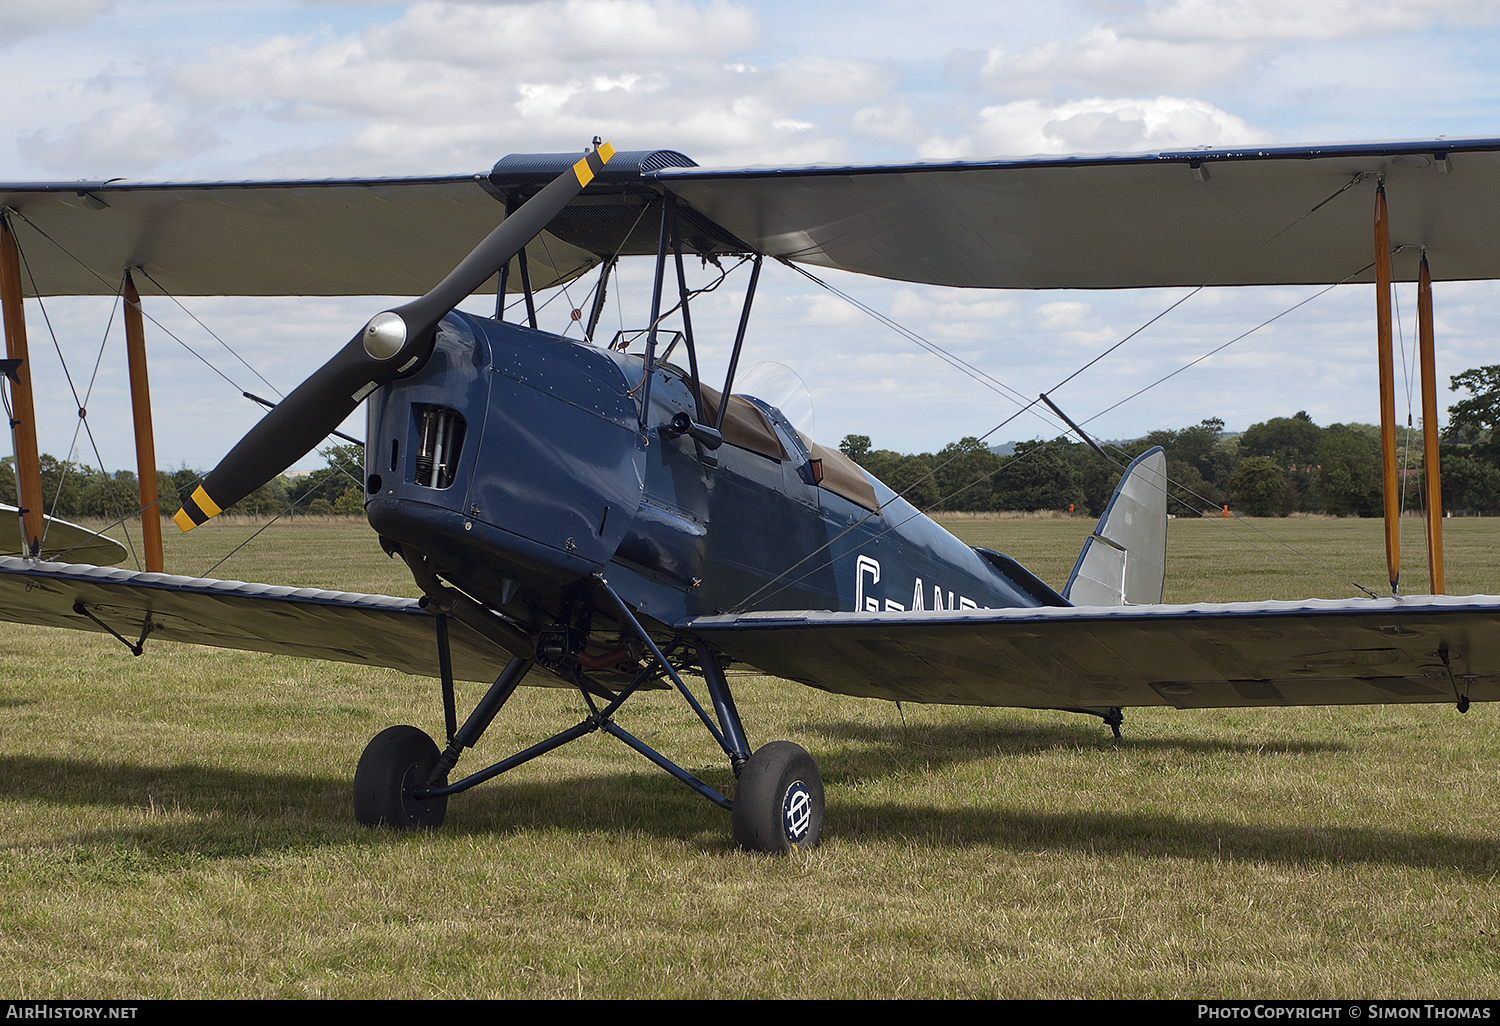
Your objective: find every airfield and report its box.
[3,512,1498,998]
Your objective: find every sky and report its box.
[4,0,1500,475]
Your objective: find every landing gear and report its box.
[351,581,825,853]
[353,725,448,830]
[732,741,824,854]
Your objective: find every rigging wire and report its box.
[1047,170,1375,397]
[137,267,284,399]
[7,208,255,397]
[9,234,142,568]
[4,209,373,570]
[740,250,1390,609]
[1081,266,1374,426]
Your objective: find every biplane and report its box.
[3,138,1500,853]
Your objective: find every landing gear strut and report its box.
[350,579,824,854]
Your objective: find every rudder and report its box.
[1063,446,1168,606]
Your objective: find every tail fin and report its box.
[1063,446,1168,606]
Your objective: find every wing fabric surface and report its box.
[7,139,1500,297]
[686,596,1500,710]
[0,177,597,298]
[0,556,526,684]
[661,140,1500,287]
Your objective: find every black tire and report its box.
[352,725,448,830]
[732,741,823,853]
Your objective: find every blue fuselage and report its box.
[364,313,1061,646]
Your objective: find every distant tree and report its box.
[839,435,872,463]
[1228,457,1286,517]
[930,437,1000,511]
[1317,424,1382,516]
[323,443,364,479]
[288,444,365,513]
[1240,411,1324,511]
[74,468,137,519]
[1141,418,1237,511]
[1446,366,1500,455]
[1165,458,1224,513]
[991,439,1083,512]
[334,486,365,516]
[1075,446,1126,518]
[1440,452,1500,513]
[1240,412,1323,468]
[227,477,289,517]
[153,467,197,518]
[37,454,82,518]
[881,455,939,509]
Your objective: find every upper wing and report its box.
[661,139,1500,288]
[0,149,739,298]
[0,555,530,685]
[684,596,1500,709]
[7,139,1500,297]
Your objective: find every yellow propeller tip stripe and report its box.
[172,508,197,533]
[572,142,615,188]
[191,485,222,518]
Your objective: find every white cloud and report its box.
[919,95,1272,159]
[19,102,217,174]
[973,2,1500,111]
[1138,0,1500,43]
[0,0,113,44]
[980,27,1256,95]
[850,101,923,147]
[44,0,879,175]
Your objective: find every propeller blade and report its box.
[174,143,616,532]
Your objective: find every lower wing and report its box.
[685,597,1500,709]
[0,555,523,684]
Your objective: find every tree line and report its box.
[11,365,1500,522]
[0,443,365,521]
[840,363,1500,518]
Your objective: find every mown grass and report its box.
[3,513,1500,998]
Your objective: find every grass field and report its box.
[3,512,1500,998]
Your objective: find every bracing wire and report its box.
[137,267,284,399]
[9,234,142,568]
[4,207,368,570]
[742,237,1391,609]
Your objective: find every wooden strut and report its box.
[1417,253,1445,594]
[123,272,164,572]
[1373,182,1400,594]
[0,215,43,556]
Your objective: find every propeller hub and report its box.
[363,312,408,360]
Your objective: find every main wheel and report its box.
[732,741,824,853]
[353,725,448,830]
